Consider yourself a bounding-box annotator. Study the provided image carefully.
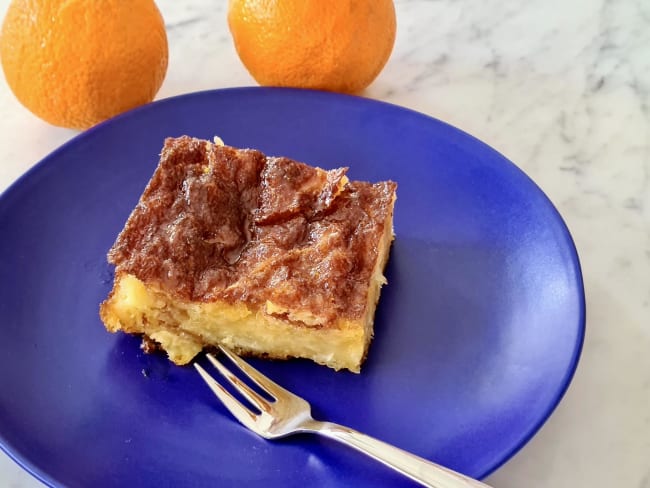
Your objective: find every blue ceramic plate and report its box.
[0,88,584,487]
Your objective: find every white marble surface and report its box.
[1,0,649,487]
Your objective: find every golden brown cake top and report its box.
[108,136,396,327]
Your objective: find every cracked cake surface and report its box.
[100,136,397,371]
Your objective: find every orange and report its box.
[227,0,396,94]
[0,0,168,130]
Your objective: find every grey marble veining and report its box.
[0,0,648,487]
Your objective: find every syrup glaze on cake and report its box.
[108,136,397,328]
[101,136,397,371]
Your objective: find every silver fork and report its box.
[194,346,494,488]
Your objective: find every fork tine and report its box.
[194,363,258,431]
[205,353,273,413]
[218,345,294,399]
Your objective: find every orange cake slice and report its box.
[100,136,396,372]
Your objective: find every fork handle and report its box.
[306,421,493,488]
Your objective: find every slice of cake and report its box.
[100,136,396,372]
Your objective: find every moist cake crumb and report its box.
[100,136,397,371]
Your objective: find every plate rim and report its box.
[0,86,586,486]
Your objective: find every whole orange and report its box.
[0,0,168,130]
[227,0,396,94]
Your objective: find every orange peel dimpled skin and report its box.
[227,0,397,93]
[0,0,168,129]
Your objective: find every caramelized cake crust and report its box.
[100,136,396,372]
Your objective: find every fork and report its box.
[194,346,494,488]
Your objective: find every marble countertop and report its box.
[1,0,648,487]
